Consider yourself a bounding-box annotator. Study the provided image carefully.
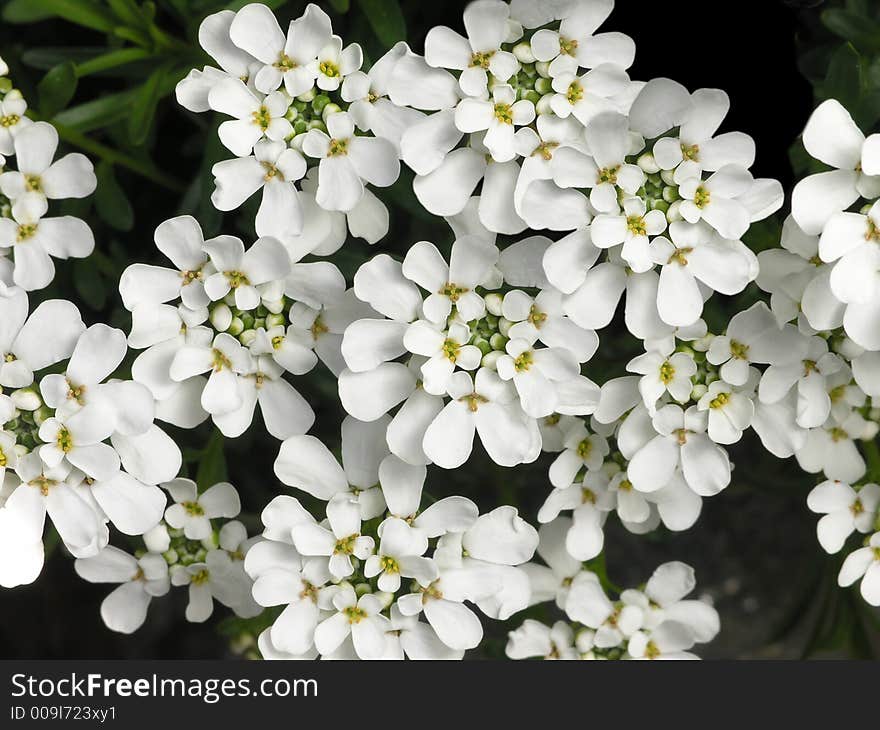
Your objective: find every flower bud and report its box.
[535,60,551,78]
[266,313,286,328]
[691,383,708,400]
[239,329,257,346]
[264,297,285,314]
[666,200,683,222]
[489,333,508,351]
[473,337,492,355]
[660,168,677,186]
[498,317,513,336]
[210,303,233,332]
[11,388,41,411]
[512,41,535,63]
[481,350,502,369]
[322,103,342,122]
[296,87,316,103]
[228,317,244,336]
[484,292,504,316]
[637,152,660,174]
[284,106,299,123]
[535,93,554,116]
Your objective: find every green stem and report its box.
[53,123,185,193]
[75,48,153,77]
[863,438,880,482]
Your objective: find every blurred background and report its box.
[0,0,878,659]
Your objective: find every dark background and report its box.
[0,0,875,659]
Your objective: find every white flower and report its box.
[74,546,169,634]
[212,140,307,245]
[364,517,437,592]
[0,122,96,213]
[208,77,292,157]
[302,111,399,212]
[455,84,535,163]
[838,532,880,606]
[229,2,332,96]
[627,348,697,413]
[807,480,880,554]
[677,165,754,240]
[530,1,634,77]
[650,221,756,327]
[402,236,498,323]
[547,421,609,488]
[627,622,699,660]
[119,215,210,311]
[274,416,391,518]
[314,583,387,659]
[424,0,520,97]
[628,404,731,497]
[313,36,363,92]
[291,494,375,579]
[202,235,291,311]
[38,404,121,482]
[169,332,251,417]
[0,91,31,156]
[423,368,538,469]
[506,619,579,659]
[404,320,482,395]
[707,302,806,386]
[695,380,755,445]
[548,66,631,125]
[496,338,582,418]
[565,572,643,648]
[537,469,612,560]
[792,99,880,235]
[163,479,241,540]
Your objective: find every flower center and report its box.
[182,500,205,516]
[709,391,730,409]
[441,338,461,362]
[380,555,400,573]
[252,106,271,131]
[56,427,73,453]
[559,37,578,55]
[866,218,880,242]
[527,305,547,327]
[212,348,232,371]
[576,438,592,459]
[262,162,281,181]
[24,175,41,192]
[459,391,488,412]
[274,53,296,71]
[439,282,468,301]
[310,316,329,340]
[16,223,37,242]
[581,487,596,504]
[513,350,533,372]
[659,360,675,384]
[645,641,661,659]
[668,247,693,266]
[494,102,514,125]
[535,141,558,160]
[627,215,646,236]
[693,186,711,209]
[597,165,619,184]
[191,569,210,586]
[681,143,700,161]
[328,138,348,156]
[224,270,250,288]
[319,60,339,78]
[566,80,583,104]
[334,533,359,555]
[730,340,749,360]
[343,605,367,623]
[0,114,19,127]
[469,51,493,69]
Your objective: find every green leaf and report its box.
[53,90,137,133]
[128,67,165,145]
[2,0,116,31]
[823,43,862,111]
[822,9,880,54]
[73,259,107,311]
[95,162,134,231]
[2,0,58,23]
[329,0,350,12]
[22,47,111,71]
[196,430,227,491]
[38,62,78,118]
[356,0,406,47]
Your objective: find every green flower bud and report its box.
[228,317,244,336]
[666,200,683,223]
[651,199,670,214]
[484,292,504,316]
[489,333,508,351]
[266,313,286,328]
[296,87,316,103]
[662,186,680,203]
[264,297,285,314]
[534,77,553,95]
[284,106,299,123]
[523,89,541,105]
[535,93,554,115]
[535,60,551,78]
[512,41,536,64]
[637,152,660,174]
[239,329,257,346]
[321,103,342,122]
[498,317,513,337]
[660,168,677,186]
[481,350,502,370]
[307,119,326,132]
[473,337,492,355]
[312,94,331,114]
[210,303,233,332]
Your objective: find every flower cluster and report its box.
[176,3,409,248]
[507,536,719,659]
[0,59,96,290]
[0,286,180,589]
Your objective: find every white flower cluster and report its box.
[251,416,537,658]
[507,533,718,659]
[74,480,260,632]
[747,98,880,607]
[0,59,97,290]
[0,286,181,590]
[176,3,410,247]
